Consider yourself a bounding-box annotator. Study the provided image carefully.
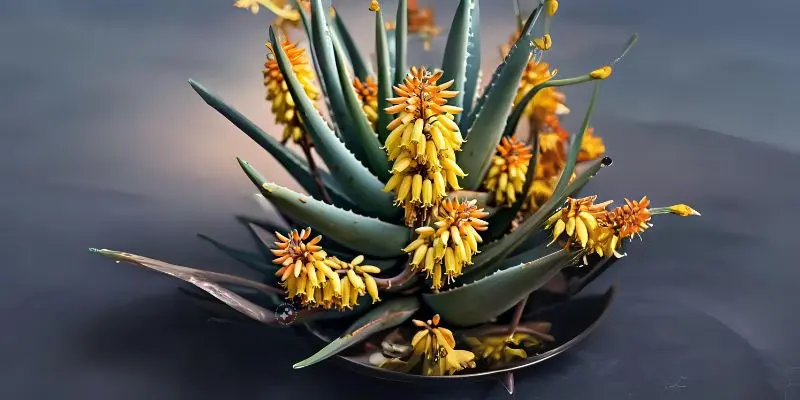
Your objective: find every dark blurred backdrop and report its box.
[1,0,798,399]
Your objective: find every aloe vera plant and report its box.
[91,0,700,382]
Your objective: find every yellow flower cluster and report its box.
[264,37,319,145]
[483,136,533,207]
[403,199,489,289]
[272,228,381,310]
[545,196,700,260]
[463,332,543,368]
[381,315,476,376]
[382,66,466,226]
[353,76,379,130]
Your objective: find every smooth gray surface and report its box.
[1,0,797,399]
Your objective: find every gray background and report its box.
[1,0,798,398]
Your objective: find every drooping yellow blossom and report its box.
[272,229,380,310]
[545,195,613,249]
[353,76,379,129]
[590,65,613,80]
[483,136,533,207]
[380,314,476,376]
[369,0,380,12]
[234,0,304,30]
[322,255,382,309]
[463,332,546,368]
[233,0,267,14]
[382,66,466,226]
[545,0,559,16]
[577,127,606,162]
[403,199,489,289]
[525,176,557,212]
[546,196,700,260]
[264,37,319,145]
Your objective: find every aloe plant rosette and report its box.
[91,0,701,384]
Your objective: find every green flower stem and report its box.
[648,207,673,215]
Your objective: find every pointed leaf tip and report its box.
[424,249,572,327]
[292,297,419,369]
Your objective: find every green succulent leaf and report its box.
[240,158,409,257]
[375,8,393,143]
[89,248,285,325]
[269,27,399,220]
[465,155,612,280]
[458,5,544,189]
[196,233,274,275]
[187,80,357,210]
[292,297,420,369]
[555,82,602,194]
[441,0,479,125]
[393,0,408,85]
[387,28,397,77]
[459,2,481,130]
[423,249,573,327]
[307,0,368,164]
[331,8,372,80]
[329,26,391,181]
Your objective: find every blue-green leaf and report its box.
[440,0,476,114]
[331,8,373,80]
[240,158,409,257]
[424,249,573,327]
[187,80,357,210]
[269,27,399,220]
[393,0,408,84]
[375,8,393,143]
[90,248,285,325]
[292,297,420,369]
[308,0,366,163]
[465,155,612,280]
[330,26,390,181]
[554,82,601,194]
[458,5,545,189]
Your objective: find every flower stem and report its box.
[373,262,417,291]
[300,135,333,204]
[506,294,529,339]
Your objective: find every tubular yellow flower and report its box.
[272,228,329,305]
[577,127,606,161]
[590,65,613,80]
[402,199,489,289]
[272,229,380,310]
[383,66,466,226]
[525,176,557,212]
[545,196,613,249]
[264,37,319,145]
[323,255,383,308]
[545,0,559,16]
[233,0,264,14]
[380,314,476,376]
[369,0,380,12]
[463,332,545,368]
[532,34,552,51]
[353,76,379,129]
[483,136,533,207]
[667,204,701,217]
